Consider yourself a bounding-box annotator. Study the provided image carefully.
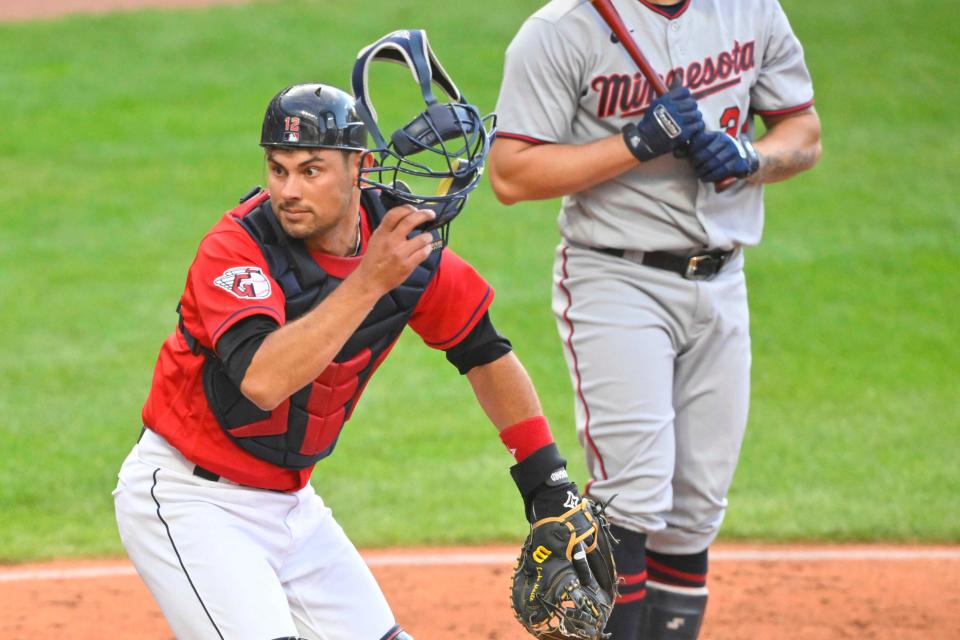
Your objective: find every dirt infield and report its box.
[2,544,959,639]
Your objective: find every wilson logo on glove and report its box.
[532,545,553,563]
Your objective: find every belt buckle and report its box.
[683,255,713,280]
[684,254,719,280]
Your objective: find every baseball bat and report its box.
[590,0,737,192]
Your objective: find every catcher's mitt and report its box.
[511,497,617,639]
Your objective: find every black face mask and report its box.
[351,29,496,240]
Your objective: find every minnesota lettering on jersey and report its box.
[591,40,756,118]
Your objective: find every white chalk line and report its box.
[2,548,959,583]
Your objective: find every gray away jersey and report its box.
[495,0,814,251]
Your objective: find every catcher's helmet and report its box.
[260,83,368,151]
[351,29,495,241]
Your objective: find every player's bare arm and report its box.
[464,352,543,430]
[491,83,703,204]
[466,351,617,637]
[241,204,436,410]
[489,135,636,204]
[749,107,823,184]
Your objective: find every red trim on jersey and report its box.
[495,132,550,145]
[558,245,607,479]
[690,79,743,102]
[618,80,743,121]
[382,625,404,640]
[615,588,648,604]
[500,416,554,463]
[619,570,649,586]
[647,557,707,584]
[584,478,595,498]
[753,100,816,117]
[621,79,744,119]
[637,0,691,20]
[410,249,494,351]
[423,285,492,349]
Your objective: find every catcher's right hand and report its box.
[511,497,617,639]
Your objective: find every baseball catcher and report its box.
[509,445,618,639]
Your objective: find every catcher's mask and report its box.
[260,83,367,151]
[352,29,495,243]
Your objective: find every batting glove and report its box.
[689,130,761,183]
[622,82,704,162]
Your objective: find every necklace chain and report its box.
[351,216,362,256]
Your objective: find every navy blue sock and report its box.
[646,548,708,588]
[642,549,709,639]
[603,524,647,639]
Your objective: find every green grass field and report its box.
[1,0,957,562]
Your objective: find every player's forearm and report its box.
[489,136,638,204]
[466,352,544,431]
[240,273,383,410]
[749,108,822,185]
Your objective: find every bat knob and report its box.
[715,176,737,193]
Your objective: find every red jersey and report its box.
[142,196,494,491]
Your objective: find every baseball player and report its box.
[488,0,822,638]
[112,82,595,640]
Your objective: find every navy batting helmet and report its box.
[260,83,368,151]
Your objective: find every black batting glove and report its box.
[622,81,704,162]
[689,130,761,183]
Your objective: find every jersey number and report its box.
[284,116,300,132]
[719,107,749,137]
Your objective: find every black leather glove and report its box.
[509,445,618,640]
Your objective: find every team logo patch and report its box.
[213,266,272,300]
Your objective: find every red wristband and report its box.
[499,416,554,463]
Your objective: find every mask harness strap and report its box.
[351,29,464,150]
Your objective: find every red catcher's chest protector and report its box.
[186,188,441,469]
